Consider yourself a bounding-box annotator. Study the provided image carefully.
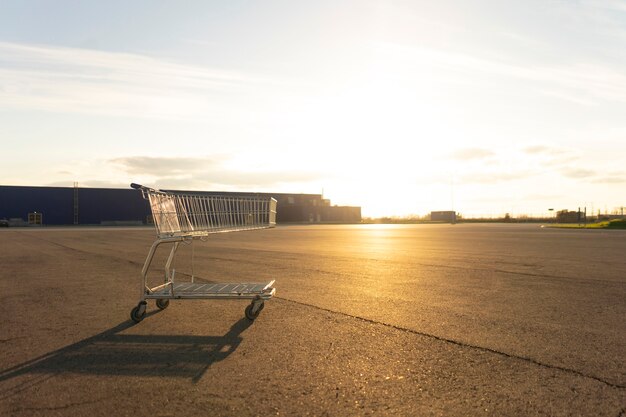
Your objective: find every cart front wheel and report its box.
[156,299,170,310]
[245,301,264,320]
[130,301,147,323]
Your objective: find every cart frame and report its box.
[129,183,277,323]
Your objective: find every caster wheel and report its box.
[245,301,264,320]
[130,301,147,323]
[156,299,170,310]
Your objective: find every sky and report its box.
[1,0,625,217]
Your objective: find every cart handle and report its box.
[130,183,159,197]
[131,183,157,191]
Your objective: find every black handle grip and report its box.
[130,183,142,190]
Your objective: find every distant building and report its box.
[597,214,626,221]
[0,185,361,226]
[175,190,360,223]
[430,211,457,222]
[556,209,585,223]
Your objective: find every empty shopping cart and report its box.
[129,183,277,323]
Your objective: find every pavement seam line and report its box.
[274,296,626,391]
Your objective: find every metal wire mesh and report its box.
[146,191,277,238]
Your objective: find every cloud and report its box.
[111,156,222,176]
[523,193,564,201]
[523,145,551,154]
[591,0,626,12]
[449,148,495,160]
[110,155,321,189]
[521,146,579,168]
[155,171,321,190]
[45,180,128,188]
[460,170,534,184]
[523,145,568,155]
[560,168,596,179]
[591,176,626,184]
[0,41,265,120]
[537,89,598,106]
[380,42,626,105]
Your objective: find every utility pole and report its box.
[451,176,455,213]
[591,203,594,221]
[73,182,79,225]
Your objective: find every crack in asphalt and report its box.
[14,231,626,392]
[274,296,626,391]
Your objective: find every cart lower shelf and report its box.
[131,279,275,323]
[146,280,276,300]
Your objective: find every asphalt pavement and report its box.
[0,224,624,416]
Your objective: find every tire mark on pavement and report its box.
[9,395,118,413]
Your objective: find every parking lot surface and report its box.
[1,224,624,416]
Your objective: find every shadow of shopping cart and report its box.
[0,315,252,400]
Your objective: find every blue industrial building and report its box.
[0,185,361,225]
[0,186,149,225]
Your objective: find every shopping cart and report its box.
[129,183,277,323]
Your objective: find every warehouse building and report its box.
[430,211,457,222]
[556,209,585,224]
[0,185,361,226]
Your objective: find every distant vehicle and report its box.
[0,218,8,227]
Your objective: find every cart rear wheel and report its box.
[156,299,170,310]
[245,301,264,320]
[130,301,147,323]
